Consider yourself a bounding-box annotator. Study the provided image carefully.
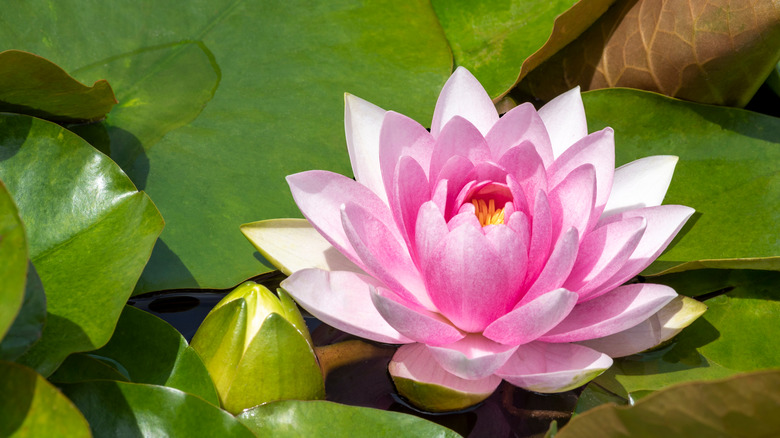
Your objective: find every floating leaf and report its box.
[522,0,780,106]
[0,113,163,376]
[50,306,218,405]
[0,50,116,122]
[560,370,780,437]
[582,89,779,273]
[238,400,462,437]
[60,380,255,437]
[591,269,780,401]
[0,361,90,438]
[0,1,453,293]
[0,264,45,361]
[432,0,616,99]
[0,179,26,340]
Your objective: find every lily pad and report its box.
[431,0,616,99]
[590,269,780,401]
[0,50,117,122]
[60,380,255,437]
[560,370,780,437]
[50,306,218,405]
[0,113,163,376]
[521,0,780,107]
[0,264,46,361]
[582,88,779,273]
[0,179,27,340]
[0,0,453,293]
[238,400,462,437]
[0,361,90,438]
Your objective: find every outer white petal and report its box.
[430,67,499,137]
[577,295,707,357]
[537,86,588,159]
[241,219,363,275]
[602,155,679,218]
[427,334,518,380]
[345,93,389,203]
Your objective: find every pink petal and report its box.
[539,283,678,343]
[446,209,483,231]
[590,205,695,297]
[414,201,449,271]
[389,343,502,395]
[344,93,388,202]
[487,102,554,167]
[525,190,553,284]
[341,202,433,310]
[429,116,491,182]
[498,142,548,211]
[432,156,475,218]
[522,227,579,303]
[379,111,434,203]
[240,219,363,276]
[371,287,465,346]
[602,155,679,218]
[431,67,499,138]
[537,87,588,159]
[427,334,519,379]
[496,342,612,393]
[287,170,394,266]
[549,164,597,240]
[548,128,614,221]
[563,216,646,298]
[281,269,413,344]
[424,225,522,332]
[391,156,430,252]
[483,288,578,345]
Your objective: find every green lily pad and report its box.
[60,380,255,437]
[50,306,218,405]
[0,0,453,293]
[0,179,27,340]
[561,370,780,437]
[583,89,779,273]
[238,400,462,437]
[0,361,90,438]
[0,263,45,361]
[431,0,615,99]
[0,113,163,376]
[590,269,780,402]
[0,50,117,123]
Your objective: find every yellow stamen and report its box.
[471,199,505,227]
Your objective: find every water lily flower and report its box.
[191,281,324,414]
[242,67,699,410]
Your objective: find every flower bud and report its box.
[191,282,324,414]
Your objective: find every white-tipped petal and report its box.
[431,67,499,137]
[602,155,679,218]
[427,334,518,380]
[345,93,389,202]
[537,87,588,159]
[241,219,363,275]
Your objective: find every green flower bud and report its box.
[191,282,324,414]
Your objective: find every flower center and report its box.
[472,199,505,226]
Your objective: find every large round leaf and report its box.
[588,269,780,403]
[60,380,255,437]
[238,400,461,437]
[0,0,453,293]
[0,113,163,375]
[0,361,90,438]
[50,306,218,405]
[583,89,779,273]
[0,179,26,340]
[561,370,780,437]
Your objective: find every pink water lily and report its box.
[244,67,695,402]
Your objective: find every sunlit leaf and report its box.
[0,50,116,122]
[522,0,780,107]
[432,0,616,99]
[561,370,780,437]
[582,89,779,273]
[50,306,218,405]
[0,361,90,438]
[0,179,26,341]
[60,380,255,437]
[238,400,462,437]
[0,264,45,361]
[0,1,453,293]
[0,113,164,376]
